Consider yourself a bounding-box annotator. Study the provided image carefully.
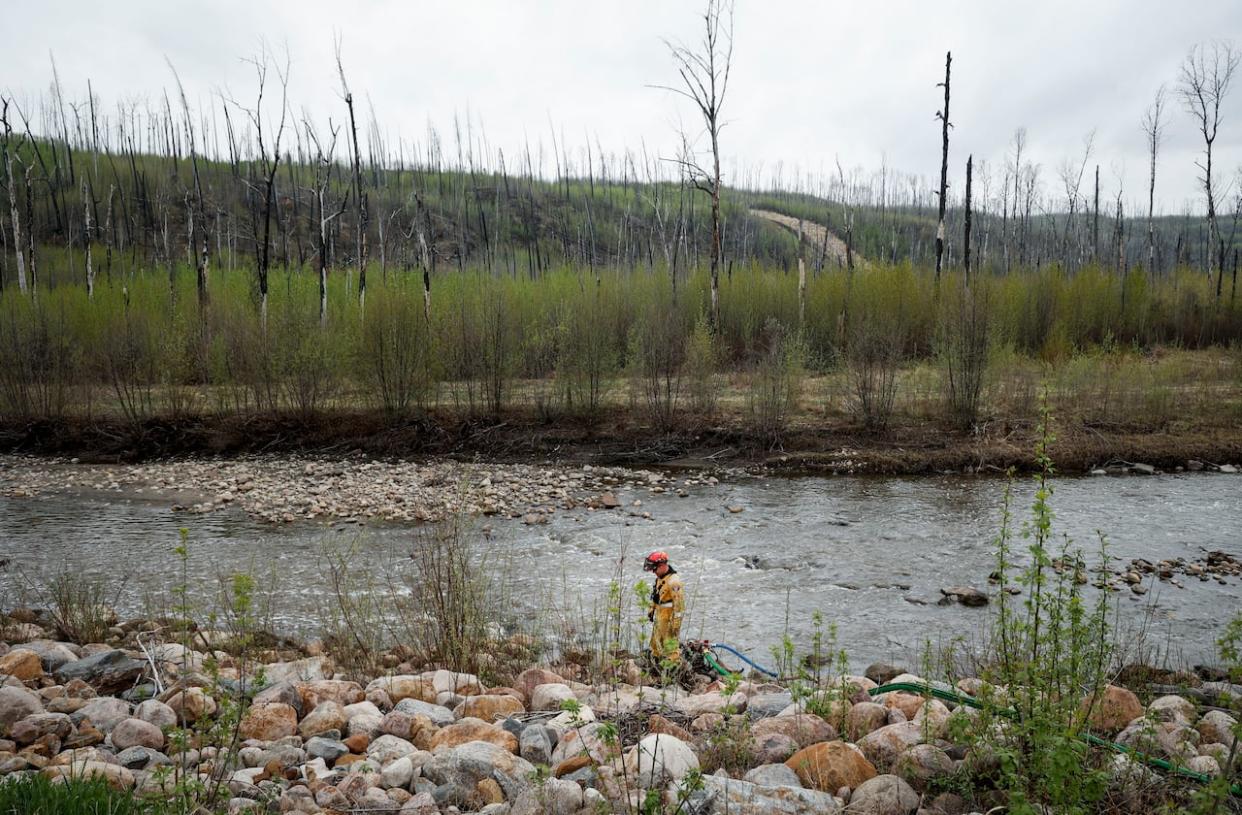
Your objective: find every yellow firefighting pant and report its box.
[650,606,682,662]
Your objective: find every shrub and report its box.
[955,408,1117,813]
[940,277,992,429]
[747,318,803,443]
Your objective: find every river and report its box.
[1,467,1238,674]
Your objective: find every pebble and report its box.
[0,455,744,526]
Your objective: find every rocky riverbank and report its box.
[4,411,1242,477]
[0,614,1238,815]
[0,455,738,525]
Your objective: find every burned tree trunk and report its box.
[964,155,973,280]
[935,51,952,282]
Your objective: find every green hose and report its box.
[703,650,731,678]
[868,682,1241,797]
[693,648,1239,795]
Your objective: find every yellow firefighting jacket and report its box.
[649,569,685,660]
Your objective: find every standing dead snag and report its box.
[934,51,952,283]
[656,0,733,329]
[1179,40,1239,294]
[1,99,27,294]
[963,155,973,280]
[304,119,347,326]
[336,41,368,310]
[230,46,290,326]
[1141,86,1168,275]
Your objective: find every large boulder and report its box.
[297,679,363,710]
[0,648,43,680]
[746,691,795,719]
[0,686,43,728]
[431,717,518,753]
[261,656,331,685]
[134,699,177,730]
[456,694,525,722]
[510,776,584,815]
[73,696,132,733]
[893,743,954,792]
[626,733,700,788]
[530,683,576,711]
[549,721,617,765]
[110,717,165,751]
[10,712,72,745]
[513,668,565,703]
[848,773,920,814]
[238,702,298,742]
[679,773,842,813]
[1082,685,1143,735]
[1148,695,1197,725]
[42,760,135,790]
[879,692,924,721]
[18,641,80,672]
[422,740,534,806]
[743,763,803,788]
[381,710,437,747]
[369,675,437,705]
[846,702,890,740]
[519,724,558,765]
[1116,719,1200,762]
[785,740,876,792]
[368,734,418,765]
[54,650,146,695]
[299,701,348,739]
[1198,710,1238,745]
[394,698,455,727]
[674,691,748,717]
[164,687,216,723]
[432,670,483,697]
[751,731,799,765]
[752,714,836,748]
[865,664,905,686]
[857,721,922,768]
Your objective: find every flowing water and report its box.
[2,468,1239,673]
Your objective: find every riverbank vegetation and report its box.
[2,260,1241,470]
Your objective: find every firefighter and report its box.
[644,550,684,664]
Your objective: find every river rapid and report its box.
[2,463,1239,673]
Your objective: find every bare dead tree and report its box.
[1141,86,1169,276]
[655,0,733,329]
[934,51,952,282]
[305,118,348,326]
[964,154,973,280]
[1179,41,1240,294]
[1056,130,1094,268]
[168,60,209,312]
[336,39,369,310]
[82,177,94,298]
[1,99,28,294]
[229,45,290,324]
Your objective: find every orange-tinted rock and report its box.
[1082,685,1143,735]
[785,740,878,792]
[0,649,43,681]
[429,717,518,754]
[456,694,525,722]
[647,714,692,742]
[239,702,298,742]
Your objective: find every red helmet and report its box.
[643,551,669,571]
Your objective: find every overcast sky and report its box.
[6,0,1241,215]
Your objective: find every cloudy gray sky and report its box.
[6,0,1241,214]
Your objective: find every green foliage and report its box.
[0,775,175,815]
[958,404,1117,813]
